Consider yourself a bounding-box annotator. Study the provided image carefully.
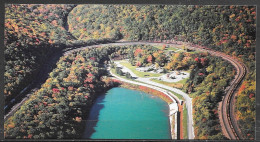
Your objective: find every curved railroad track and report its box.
[186,44,246,140]
[5,40,246,140]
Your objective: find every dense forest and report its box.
[183,54,235,139]
[5,4,255,140]
[4,4,75,104]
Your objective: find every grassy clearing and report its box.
[150,78,188,90]
[165,89,184,101]
[177,78,188,84]
[167,46,180,51]
[183,103,188,139]
[119,61,162,77]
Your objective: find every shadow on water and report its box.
[82,94,106,139]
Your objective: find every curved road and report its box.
[5,41,245,140]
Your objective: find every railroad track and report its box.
[219,55,246,140]
[186,44,246,140]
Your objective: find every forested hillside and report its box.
[4,4,76,104]
[69,5,255,76]
[4,46,122,139]
[5,4,255,140]
[69,5,255,62]
[68,5,255,139]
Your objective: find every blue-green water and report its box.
[82,87,171,139]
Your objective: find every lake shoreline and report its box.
[113,80,177,139]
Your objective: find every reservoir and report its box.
[82,87,171,139]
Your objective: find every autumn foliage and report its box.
[236,79,255,139]
[4,4,255,140]
[4,46,120,139]
[4,4,75,104]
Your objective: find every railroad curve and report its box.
[186,44,246,140]
[5,40,245,140]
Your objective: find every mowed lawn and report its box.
[183,104,188,139]
[119,61,162,78]
[150,77,188,89]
